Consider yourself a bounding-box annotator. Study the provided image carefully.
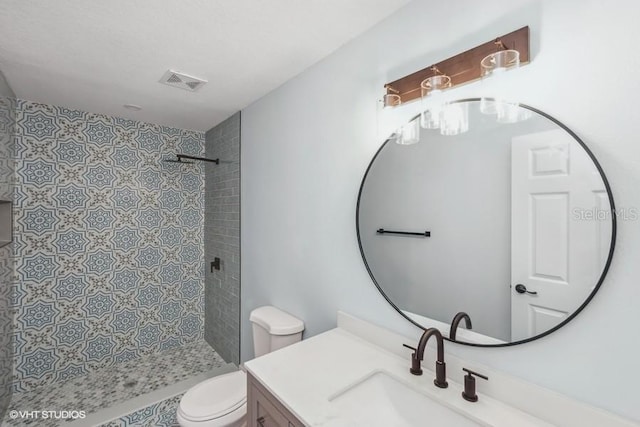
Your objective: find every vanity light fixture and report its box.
[420,69,451,130]
[382,27,529,105]
[381,27,529,140]
[479,39,531,123]
[480,40,520,76]
[419,67,469,136]
[382,86,401,109]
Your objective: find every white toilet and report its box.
[176,306,304,426]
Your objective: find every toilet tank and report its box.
[250,306,304,358]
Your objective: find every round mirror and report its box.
[357,99,616,346]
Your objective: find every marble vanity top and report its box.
[244,312,639,427]
[245,326,550,426]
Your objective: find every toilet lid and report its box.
[180,370,247,421]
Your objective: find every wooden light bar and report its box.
[384,26,530,104]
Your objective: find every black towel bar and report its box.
[376,228,431,237]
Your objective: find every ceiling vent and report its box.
[159,70,207,92]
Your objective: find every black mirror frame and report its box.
[356,98,617,347]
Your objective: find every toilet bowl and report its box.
[177,306,304,426]
[176,370,247,427]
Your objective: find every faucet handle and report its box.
[402,343,416,352]
[462,368,488,402]
[402,344,423,376]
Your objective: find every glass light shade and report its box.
[440,102,469,136]
[383,93,401,109]
[481,49,520,76]
[496,101,532,123]
[479,49,529,123]
[421,75,451,95]
[420,75,451,130]
[396,118,420,145]
[479,96,499,115]
[421,103,443,129]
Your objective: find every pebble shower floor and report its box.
[3,340,233,426]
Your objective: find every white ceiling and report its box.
[0,0,410,131]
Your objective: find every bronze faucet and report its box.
[449,312,472,340]
[403,328,448,388]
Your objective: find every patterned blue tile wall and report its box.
[12,100,205,392]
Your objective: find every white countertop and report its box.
[244,327,552,427]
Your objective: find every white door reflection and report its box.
[510,129,610,341]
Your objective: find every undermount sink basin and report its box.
[328,370,487,427]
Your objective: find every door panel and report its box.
[531,193,568,282]
[528,305,569,337]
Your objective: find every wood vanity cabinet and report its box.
[247,372,305,427]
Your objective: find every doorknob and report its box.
[515,284,537,295]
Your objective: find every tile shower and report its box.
[12,100,205,392]
[204,112,240,365]
[1,99,242,425]
[0,72,16,421]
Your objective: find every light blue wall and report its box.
[12,100,205,392]
[241,0,640,421]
